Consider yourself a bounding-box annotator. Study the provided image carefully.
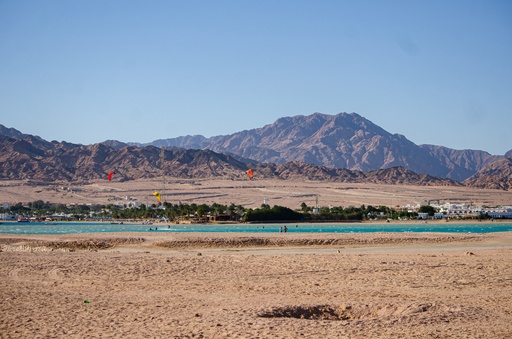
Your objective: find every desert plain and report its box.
[2,178,512,208]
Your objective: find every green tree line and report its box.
[0,199,428,222]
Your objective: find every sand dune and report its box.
[1,232,511,338]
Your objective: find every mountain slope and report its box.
[464,158,512,190]
[0,134,462,186]
[418,145,501,182]
[142,112,500,181]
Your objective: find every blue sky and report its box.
[1,1,511,155]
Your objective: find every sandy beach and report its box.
[1,232,511,338]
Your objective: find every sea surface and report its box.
[1,221,512,235]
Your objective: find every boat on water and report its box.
[17,216,30,222]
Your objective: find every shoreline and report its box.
[3,217,511,225]
[1,231,511,253]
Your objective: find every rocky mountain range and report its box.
[1,112,511,189]
[0,133,461,187]
[126,113,505,182]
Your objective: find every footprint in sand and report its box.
[8,268,23,281]
[48,268,63,280]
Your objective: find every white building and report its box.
[113,201,142,208]
[483,207,512,219]
[435,203,482,218]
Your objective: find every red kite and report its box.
[108,171,116,181]
[246,169,254,179]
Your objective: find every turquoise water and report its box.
[1,221,512,234]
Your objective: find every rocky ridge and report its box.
[138,112,504,182]
[1,134,462,186]
[1,111,511,189]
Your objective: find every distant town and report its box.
[2,199,511,223]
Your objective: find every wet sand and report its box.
[1,232,512,338]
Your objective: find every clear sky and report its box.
[1,1,511,155]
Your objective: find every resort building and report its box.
[484,207,512,219]
[434,203,482,218]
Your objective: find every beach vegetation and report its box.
[0,200,427,223]
[244,205,303,222]
[418,205,436,216]
[476,212,492,220]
